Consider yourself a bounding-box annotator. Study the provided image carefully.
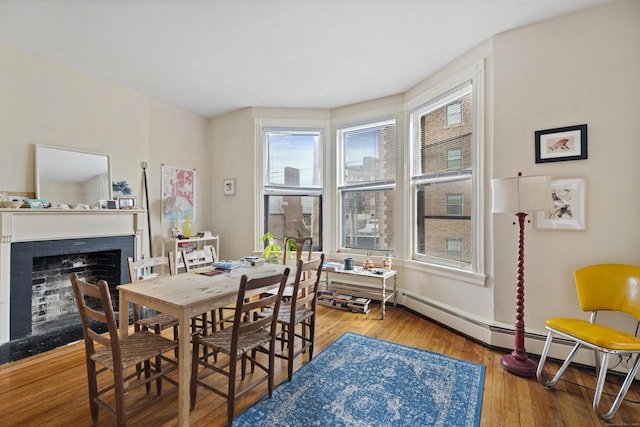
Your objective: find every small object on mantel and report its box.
[0,200,25,209]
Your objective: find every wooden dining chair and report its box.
[190,268,290,426]
[70,273,178,426]
[126,254,179,345]
[181,248,232,335]
[283,236,313,265]
[269,254,324,380]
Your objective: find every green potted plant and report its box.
[260,232,283,264]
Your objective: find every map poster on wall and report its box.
[161,165,195,223]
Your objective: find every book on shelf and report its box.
[316,291,371,314]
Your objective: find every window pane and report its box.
[446,193,463,216]
[413,84,472,177]
[264,195,322,250]
[446,102,462,126]
[446,239,463,260]
[342,190,394,251]
[446,148,462,170]
[267,131,322,187]
[416,179,471,265]
[342,121,396,185]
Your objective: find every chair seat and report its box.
[137,313,179,330]
[90,331,177,370]
[200,326,272,357]
[276,303,314,324]
[546,318,640,351]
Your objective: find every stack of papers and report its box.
[242,256,266,266]
[212,261,243,271]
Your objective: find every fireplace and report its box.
[10,236,134,340]
[0,209,144,345]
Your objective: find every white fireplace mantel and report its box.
[0,208,145,344]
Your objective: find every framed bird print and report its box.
[535,124,588,163]
[535,177,586,230]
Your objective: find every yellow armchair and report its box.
[536,263,640,420]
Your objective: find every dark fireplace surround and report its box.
[10,236,134,340]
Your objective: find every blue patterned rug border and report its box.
[233,331,485,427]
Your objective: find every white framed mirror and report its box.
[35,144,112,206]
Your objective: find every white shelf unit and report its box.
[162,235,220,272]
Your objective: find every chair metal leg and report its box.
[593,352,640,420]
[536,330,582,387]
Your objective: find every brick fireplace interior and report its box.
[9,236,134,341]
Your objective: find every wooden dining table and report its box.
[117,263,292,427]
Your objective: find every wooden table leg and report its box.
[177,315,192,426]
[118,291,129,339]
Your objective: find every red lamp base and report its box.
[500,352,537,378]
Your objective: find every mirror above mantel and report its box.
[35,144,112,206]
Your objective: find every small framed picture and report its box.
[535,178,586,231]
[224,178,236,196]
[535,124,588,163]
[27,199,47,209]
[170,228,181,238]
[117,195,136,209]
[99,199,118,209]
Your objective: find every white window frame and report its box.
[253,118,329,252]
[407,60,485,275]
[337,118,396,254]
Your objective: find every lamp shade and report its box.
[491,174,552,214]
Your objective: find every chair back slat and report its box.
[127,253,175,282]
[574,264,640,319]
[231,270,290,352]
[70,273,122,366]
[290,254,325,313]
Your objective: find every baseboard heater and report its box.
[401,290,552,345]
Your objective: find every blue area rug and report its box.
[233,332,485,426]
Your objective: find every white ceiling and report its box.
[0,0,612,118]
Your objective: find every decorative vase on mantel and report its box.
[182,214,193,238]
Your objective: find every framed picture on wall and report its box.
[223,178,236,196]
[535,177,586,230]
[535,124,588,163]
[161,165,196,223]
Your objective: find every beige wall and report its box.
[0,43,210,257]
[492,0,640,348]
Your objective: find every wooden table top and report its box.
[117,263,293,311]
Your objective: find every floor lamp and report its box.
[491,172,552,377]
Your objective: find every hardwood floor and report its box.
[1,303,639,426]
